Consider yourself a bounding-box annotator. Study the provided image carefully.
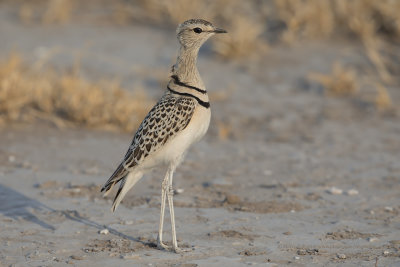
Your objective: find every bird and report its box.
[101,19,227,253]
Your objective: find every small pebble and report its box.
[383,250,390,256]
[293,256,300,260]
[21,161,32,168]
[122,254,140,260]
[99,229,109,235]
[384,206,394,212]
[297,249,306,255]
[36,180,58,189]
[337,253,346,259]
[225,194,241,205]
[211,178,232,186]
[123,220,134,225]
[84,166,99,175]
[367,237,378,242]
[175,188,184,194]
[71,188,81,193]
[346,189,359,196]
[8,155,16,163]
[283,231,292,235]
[327,187,343,195]
[70,255,84,260]
[263,170,272,176]
[306,249,319,255]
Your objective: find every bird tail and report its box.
[111,171,143,212]
[101,163,128,196]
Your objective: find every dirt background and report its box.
[1,1,400,266]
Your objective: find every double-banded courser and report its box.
[101,19,226,253]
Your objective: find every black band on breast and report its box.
[167,86,210,108]
[171,75,207,94]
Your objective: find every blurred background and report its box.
[1,0,399,133]
[1,1,400,265]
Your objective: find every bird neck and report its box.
[172,46,204,88]
[168,45,209,107]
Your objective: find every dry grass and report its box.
[41,0,74,24]
[212,15,268,59]
[15,0,267,60]
[274,0,400,84]
[308,62,359,97]
[113,0,267,59]
[12,0,400,84]
[216,121,233,141]
[374,83,392,112]
[275,0,335,43]
[2,0,399,131]
[308,62,393,112]
[12,0,400,66]
[275,0,399,110]
[18,0,74,25]
[274,0,400,41]
[0,53,153,132]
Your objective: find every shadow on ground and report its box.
[0,184,156,248]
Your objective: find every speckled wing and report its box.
[124,93,196,167]
[101,93,196,193]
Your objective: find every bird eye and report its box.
[193,27,202,34]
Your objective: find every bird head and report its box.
[176,19,227,49]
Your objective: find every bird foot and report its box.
[173,246,192,254]
[157,241,191,253]
[157,241,170,251]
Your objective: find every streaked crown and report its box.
[176,19,227,48]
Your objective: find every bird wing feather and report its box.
[101,93,196,193]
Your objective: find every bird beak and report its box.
[213,28,227,34]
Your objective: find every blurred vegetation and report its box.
[0,53,152,131]
[0,0,399,131]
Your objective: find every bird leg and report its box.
[166,167,179,252]
[157,165,190,253]
[157,170,170,250]
[167,183,178,251]
[166,166,191,253]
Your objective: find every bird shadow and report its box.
[61,209,157,248]
[0,183,156,248]
[0,184,55,230]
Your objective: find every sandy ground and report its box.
[1,5,400,267]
